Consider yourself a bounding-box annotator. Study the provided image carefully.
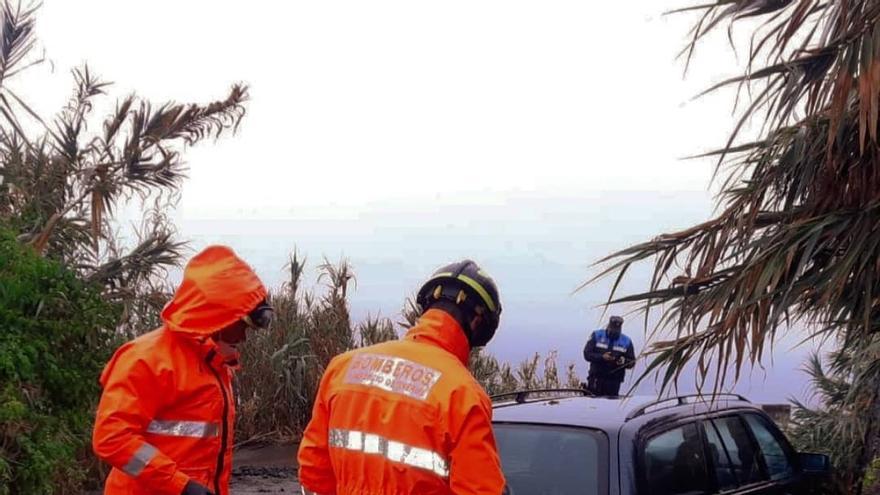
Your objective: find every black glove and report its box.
[181,480,214,495]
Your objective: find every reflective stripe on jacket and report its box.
[592,329,632,354]
[583,329,635,381]
[298,309,506,495]
[92,246,267,495]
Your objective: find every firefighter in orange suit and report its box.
[93,246,274,495]
[298,259,507,494]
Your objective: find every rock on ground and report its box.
[231,444,300,494]
[230,465,299,494]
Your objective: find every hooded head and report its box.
[161,245,268,340]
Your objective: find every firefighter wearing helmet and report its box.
[297,259,506,494]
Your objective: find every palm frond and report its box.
[589,2,880,489]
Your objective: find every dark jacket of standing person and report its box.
[583,316,635,396]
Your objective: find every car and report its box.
[491,389,831,495]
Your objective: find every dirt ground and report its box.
[83,445,300,494]
[230,444,300,494]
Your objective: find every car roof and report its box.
[491,390,761,434]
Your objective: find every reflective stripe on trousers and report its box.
[146,419,220,438]
[328,428,449,478]
[123,443,158,477]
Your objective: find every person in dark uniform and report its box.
[583,316,636,396]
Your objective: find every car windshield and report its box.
[493,423,609,495]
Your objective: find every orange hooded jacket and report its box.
[93,246,267,495]
[297,309,506,494]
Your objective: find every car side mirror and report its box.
[798,452,831,475]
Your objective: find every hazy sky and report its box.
[23,1,817,402]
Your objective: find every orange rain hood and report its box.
[161,245,267,336]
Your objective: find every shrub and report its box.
[0,227,118,494]
[789,347,880,495]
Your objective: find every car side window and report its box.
[743,413,795,481]
[708,416,766,487]
[642,423,711,495]
[701,421,738,491]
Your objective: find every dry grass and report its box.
[234,254,581,444]
[236,255,376,444]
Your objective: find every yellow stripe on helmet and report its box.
[455,274,497,313]
[424,272,497,313]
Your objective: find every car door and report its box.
[699,413,797,495]
[740,413,800,495]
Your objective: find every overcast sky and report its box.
[22,1,816,402]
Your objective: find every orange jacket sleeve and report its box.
[92,349,190,495]
[297,361,338,495]
[448,389,506,495]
